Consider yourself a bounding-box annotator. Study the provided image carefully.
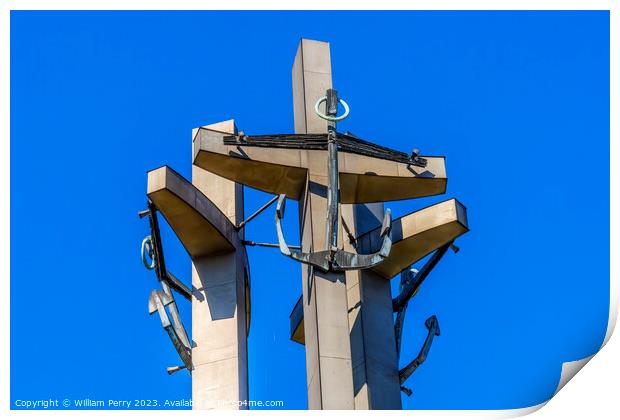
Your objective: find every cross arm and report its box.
[192,127,447,203]
[357,198,469,279]
[147,165,243,259]
[193,128,308,199]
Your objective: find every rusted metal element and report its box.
[399,315,441,396]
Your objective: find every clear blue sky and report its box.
[11,11,609,410]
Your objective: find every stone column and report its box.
[342,204,402,409]
[292,39,355,409]
[293,38,402,410]
[190,120,249,410]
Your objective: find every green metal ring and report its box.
[314,96,350,122]
[141,235,156,270]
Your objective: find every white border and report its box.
[1,1,615,418]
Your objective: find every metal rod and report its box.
[236,195,279,231]
[243,240,301,250]
[166,271,192,301]
[138,209,151,219]
[166,365,187,375]
[325,88,340,261]
[392,243,452,312]
[394,268,416,358]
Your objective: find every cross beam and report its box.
[192,131,447,203]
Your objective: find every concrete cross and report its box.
[143,38,469,410]
[191,39,469,409]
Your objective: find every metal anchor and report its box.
[393,243,459,396]
[275,88,393,272]
[140,201,193,374]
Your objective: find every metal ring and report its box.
[141,235,156,270]
[314,96,350,122]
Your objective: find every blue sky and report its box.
[11,11,609,410]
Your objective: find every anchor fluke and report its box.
[400,386,413,397]
[275,194,393,272]
[399,315,441,395]
[425,314,441,336]
[330,209,392,270]
[148,289,173,314]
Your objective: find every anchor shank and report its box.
[291,41,355,408]
[147,202,175,302]
[146,201,191,350]
[325,88,340,257]
[392,243,451,312]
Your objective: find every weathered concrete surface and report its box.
[299,176,355,409]
[293,39,355,410]
[292,39,333,134]
[361,198,469,279]
[342,203,403,409]
[146,165,238,258]
[190,120,250,410]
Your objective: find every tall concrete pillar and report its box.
[190,120,250,409]
[292,39,355,409]
[342,204,402,409]
[293,38,402,410]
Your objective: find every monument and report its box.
[139,38,469,410]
